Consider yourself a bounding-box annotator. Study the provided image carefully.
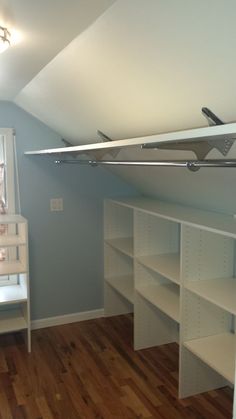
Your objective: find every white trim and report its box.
[1,128,15,213]
[0,128,16,286]
[31,308,104,330]
[13,133,21,214]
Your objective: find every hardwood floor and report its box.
[0,314,233,419]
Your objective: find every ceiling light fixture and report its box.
[0,26,10,53]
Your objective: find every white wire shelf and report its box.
[185,277,236,315]
[184,333,236,384]
[105,237,133,258]
[105,275,134,304]
[137,253,180,284]
[136,282,180,322]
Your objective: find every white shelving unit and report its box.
[185,277,236,315]
[134,210,180,349]
[136,283,180,322]
[105,237,133,258]
[0,215,30,352]
[183,333,235,384]
[104,201,134,316]
[104,197,236,417]
[0,309,28,334]
[0,284,27,305]
[105,275,134,304]
[137,253,180,284]
[179,224,236,399]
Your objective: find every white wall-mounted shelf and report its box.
[104,197,236,417]
[111,197,236,238]
[105,238,133,258]
[185,277,236,315]
[0,308,28,334]
[25,123,236,156]
[105,275,134,304]
[184,333,235,384]
[0,284,27,305]
[136,283,179,322]
[137,253,180,285]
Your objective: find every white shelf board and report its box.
[0,215,26,224]
[136,283,180,323]
[0,235,26,247]
[105,275,134,304]
[109,197,236,239]
[0,261,27,276]
[25,123,236,155]
[185,277,236,315]
[137,253,180,284]
[184,333,236,384]
[0,285,27,305]
[0,309,27,334]
[105,237,133,258]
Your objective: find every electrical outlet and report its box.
[50,198,63,212]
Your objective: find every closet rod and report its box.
[54,159,236,172]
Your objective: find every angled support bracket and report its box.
[142,108,235,159]
[142,137,234,159]
[96,130,120,159]
[62,130,121,160]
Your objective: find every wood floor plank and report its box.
[35,396,54,419]
[0,314,232,419]
[0,387,13,419]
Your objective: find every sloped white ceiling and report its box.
[0,0,115,99]
[15,0,236,141]
[15,0,236,213]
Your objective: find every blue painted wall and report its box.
[0,102,138,320]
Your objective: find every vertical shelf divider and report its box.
[134,209,180,350]
[104,200,134,316]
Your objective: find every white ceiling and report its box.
[15,0,236,144]
[0,0,115,99]
[4,0,236,213]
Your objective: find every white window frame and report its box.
[1,128,15,213]
[0,128,16,285]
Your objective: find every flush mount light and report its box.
[0,26,10,53]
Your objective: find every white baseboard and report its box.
[31,308,104,330]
